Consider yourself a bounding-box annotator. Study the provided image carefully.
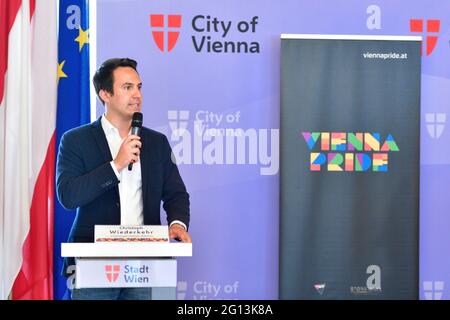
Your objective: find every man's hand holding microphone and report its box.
[113,135,142,171]
[113,112,143,172]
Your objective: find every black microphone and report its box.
[128,112,143,171]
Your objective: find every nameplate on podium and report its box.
[94,225,169,243]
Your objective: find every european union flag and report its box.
[55,0,91,300]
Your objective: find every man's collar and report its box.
[101,114,134,136]
[101,114,119,135]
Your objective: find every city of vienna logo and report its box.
[426,113,446,139]
[177,281,188,300]
[168,110,189,135]
[410,19,440,56]
[423,281,444,300]
[105,265,120,283]
[150,14,182,52]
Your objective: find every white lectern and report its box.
[61,242,192,300]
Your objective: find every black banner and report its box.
[280,35,421,299]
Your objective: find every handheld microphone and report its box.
[128,112,143,171]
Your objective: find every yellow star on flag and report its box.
[58,60,68,82]
[74,26,90,52]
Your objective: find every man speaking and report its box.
[56,58,191,300]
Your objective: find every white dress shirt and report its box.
[102,115,143,225]
[101,115,187,230]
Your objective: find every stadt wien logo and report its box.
[150,14,182,52]
[105,265,120,283]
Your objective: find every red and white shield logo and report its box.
[410,19,440,56]
[105,265,120,283]
[150,14,182,52]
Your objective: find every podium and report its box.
[61,242,192,300]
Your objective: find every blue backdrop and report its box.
[52,0,450,300]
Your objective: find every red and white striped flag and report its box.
[0,0,57,299]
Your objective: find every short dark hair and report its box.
[93,58,138,105]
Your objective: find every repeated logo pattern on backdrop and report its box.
[95,0,450,299]
[168,110,279,175]
[409,19,440,56]
[426,113,446,139]
[423,281,444,300]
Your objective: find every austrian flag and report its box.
[0,0,57,299]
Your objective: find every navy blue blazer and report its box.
[56,117,189,276]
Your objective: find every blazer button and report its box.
[116,202,120,208]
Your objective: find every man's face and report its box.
[102,66,142,120]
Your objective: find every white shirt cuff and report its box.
[170,220,187,230]
[110,161,120,180]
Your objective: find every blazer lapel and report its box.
[90,116,120,202]
[91,116,113,163]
